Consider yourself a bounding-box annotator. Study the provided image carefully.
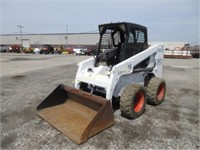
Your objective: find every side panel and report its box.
[107,43,164,100]
[153,45,164,77]
[112,73,145,97]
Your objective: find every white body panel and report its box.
[75,43,164,100]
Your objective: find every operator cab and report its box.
[95,22,148,68]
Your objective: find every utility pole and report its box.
[66,24,68,48]
[17,25,23,47]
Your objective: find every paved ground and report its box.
[0,53,90,77]
[0,53,199,149]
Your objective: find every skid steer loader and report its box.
[37,22,166,144]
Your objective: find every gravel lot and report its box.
[0,53,199,149]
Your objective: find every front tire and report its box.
[120,84,147,119]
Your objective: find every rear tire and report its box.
[146,77,166,105]
[120,84,147,119]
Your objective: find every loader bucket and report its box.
[37,84,114,144]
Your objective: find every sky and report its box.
[0,0,199,44]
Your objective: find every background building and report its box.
[0,33,100,48]
[0,33,188,50]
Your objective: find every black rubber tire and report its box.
[146,77,166,105]
[120,84,147,119]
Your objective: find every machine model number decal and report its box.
[157,59,162,65]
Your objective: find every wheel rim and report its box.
[157,83,165,101]
[133,91,145,113]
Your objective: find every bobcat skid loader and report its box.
[37,22,166,144]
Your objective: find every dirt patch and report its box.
[11,75,26,80]
[10,58,32,61]
[164,126,181,138]
[1,134,17,149]
[164,66,186,71]
[179,88,199,96]
[1,106,36,130]
[1,57,55,63]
